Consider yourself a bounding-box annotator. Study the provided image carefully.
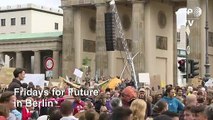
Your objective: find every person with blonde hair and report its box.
[130,99,147,120]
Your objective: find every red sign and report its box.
[44,57,54,70]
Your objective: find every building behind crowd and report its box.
[1,0,213,87]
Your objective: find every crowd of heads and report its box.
[1,68,213,120]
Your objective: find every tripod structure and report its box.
[109,0,138,89]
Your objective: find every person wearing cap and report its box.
[138,88,146,100]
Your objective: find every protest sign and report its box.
[138,73,150,85]
[73,68,83,78]
[0,67,15,85]
[22,74,45,87]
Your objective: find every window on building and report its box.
[21,17,26,25]
[177,49,186,57]
[1,19,6,26]
[177,32,180,42]
[208,32,213,47]
[116,38,132,51]
[55,23,58,30]
[11,18,16,26]
[156,36,168,50]
[83,39,96,52]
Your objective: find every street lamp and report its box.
[204,0,210,83]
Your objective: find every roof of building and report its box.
[0,32,62,41]
[0,4,63,16]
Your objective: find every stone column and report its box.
[53,50,59,78]
[34,51,41,73]
[16,51,23,68]
[0,52,5,61]
[187,0,202,75]
[0,52,5,65]
[95,2,108,77]
[24,53,32,73]
[9,53,16,68]
[108,51,116,77]
[132,1,145,76]
[61,6,75,77]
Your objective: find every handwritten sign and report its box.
[138,73,150,85]
[73,68,83,78]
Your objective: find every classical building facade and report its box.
[0,4,63,78]
[187,0,213,80]
[0,32,62,78]
[60,0,188,85]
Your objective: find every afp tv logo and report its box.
[187,7,202,26]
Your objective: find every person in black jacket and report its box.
[8,68,26,92]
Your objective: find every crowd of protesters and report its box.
[1,68,213,120]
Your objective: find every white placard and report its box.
[21,74,45,87]
[205,78,213,87]
[44,81,49,87]
[138,73,150,85]
[46,70,53,77]
[73,68,83,78]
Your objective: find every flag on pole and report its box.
[98,80,110,91]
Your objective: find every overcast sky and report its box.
[176,8,187,29]
[0,0,185,29]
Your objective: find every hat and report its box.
[139,88,145,92]
[122,86,137,99]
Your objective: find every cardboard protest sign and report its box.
[0,67,15,85]
[150,75,162,95]
[191,78,202,87]
[60,76,81,89]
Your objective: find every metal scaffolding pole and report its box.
[109,0,138,89]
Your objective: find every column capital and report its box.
[60,5,73,10]
[94,0,106,5]
[52,49,60,52]
[95,3,106,7]
[16,51,23,68]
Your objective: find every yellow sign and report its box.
[190,78,202,87]
[0,67,15,85]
